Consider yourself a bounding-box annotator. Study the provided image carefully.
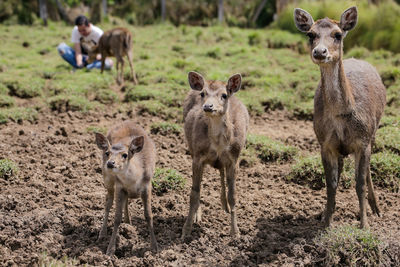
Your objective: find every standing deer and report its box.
[294,7,386,228]
[182,72,249,239]
[95,121,158,255]
[82,27,138,85]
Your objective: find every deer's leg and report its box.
[141,186,158,252]
[98,189,114,241]
[123,199,131,224]
[127,51,138,85]
[106,186,126,256]
[355,144,371,228]
[367,165,381,216]
[321,149,340,228]
[182,158,203,239]
[226,162,239,237]
[117,56,124,85]
[100,52,106,74]
[219,167,229,213]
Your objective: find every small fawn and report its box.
[182,72,249,239]
[95,121,158,255]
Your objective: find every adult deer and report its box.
[182,72,249,239]
[82,27,138,85]
[294,7,386,228]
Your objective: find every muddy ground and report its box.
[0,107,399,266]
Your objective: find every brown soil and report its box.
[0,108,399,266]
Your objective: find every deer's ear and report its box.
[95,133,109,151]
[129,136,144,157]
[340,6,358,32]
[188,71,205,91]
[227,73,242,95]
[294,8,314,33]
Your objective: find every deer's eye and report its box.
[334,32,342,41]
[222,93,227,99]
[200,92,205,98]
[105,151,110,157]
[122,153,128,159]
[306,32,316,42]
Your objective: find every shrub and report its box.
[314,225,385,266]
[246,134,297,163]
[152,168,185,196]
[150,122,182,136]
[0,159,18,179]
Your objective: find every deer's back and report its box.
[107,121,156,171]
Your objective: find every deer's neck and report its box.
[208,111,233,147]
[320,59,355,114]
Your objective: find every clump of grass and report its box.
[86,126,107,135]
[239,147,258,168]
[6,79,43,98]
[0,107,38,124]
[374,126,400,154]
[246,134,297,163]
[0,95,15,107]
[287,155,355,190]
[94,89,119,105]
[379,67,400,87]
[205,48,221,59]
[370,151,400,192]
[248,32,261,46]
[0,159,18,179]
[48,95,95,113]
[136,100,179,119]
[150,122,182,136]
[314,225,384,266]
[39,251,79,267]
[124,86,155,102]
[152,168,185,196]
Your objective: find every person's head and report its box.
[75,15,91,37]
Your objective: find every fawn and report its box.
[95,121,158,255]
[82,27,138,85]
[182,72,249,238]
[294,7,386,228]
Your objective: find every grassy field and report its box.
[0,22,399,265]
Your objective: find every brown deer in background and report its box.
[95,121,158,255]
[182,72,249,239]
[82,27,138,85]
[294,7,386,228]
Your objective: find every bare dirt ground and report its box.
[0,108,399,266]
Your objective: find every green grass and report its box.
[375,126,400,154]
[371,151,400,192]
[246,134,298,163]
[38,251,79,267]
[0,159,18,179]
[0,107,38,124]
[314,225,384,266]
[86,126,107,135]
[152,168,186,196]
[150,122,182,136]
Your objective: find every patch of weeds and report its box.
[205,47,221,59]
[152,168,185,196]
[287,155,355,190]
[139,53,149,60]
[374,126,400,154]
[0,107,38,124]
[6,79,43,98]
[379,115,400,127]
[94,89,119,105]
[150,122,182,136]
[247,134,297,163]
[248,32,261,46]
[39,251,79,267]
[380,67,400,87]
[40,71,56,80]
[370,151,400,192]
[86,126,107,135]
[124,86,155,102]
[346,46,371,59]
[239,147,258,168]
[314,225,384,266]
[0,95,15,107]
[0,159,18,180]
[137,100,178,119]
[0,83,9,94]
[292,101,314,121]
[173,59,188,69]
[48,95,95,113]
[172,45,184,52]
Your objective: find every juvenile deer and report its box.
[82,27,138,85]
[294,7,386,228]
[95,121,158,255]
[182,72,249,239]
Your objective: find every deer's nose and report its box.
[313,47,328,60]
[203,103,214,112]
[107,161,115,169]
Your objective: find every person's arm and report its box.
[74,43,84,68]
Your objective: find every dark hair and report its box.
[75,15,89,26]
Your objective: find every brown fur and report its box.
[81,27,138,85]
[95,121,158,255]
[294,7,386,228]
[181,72,249,239]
